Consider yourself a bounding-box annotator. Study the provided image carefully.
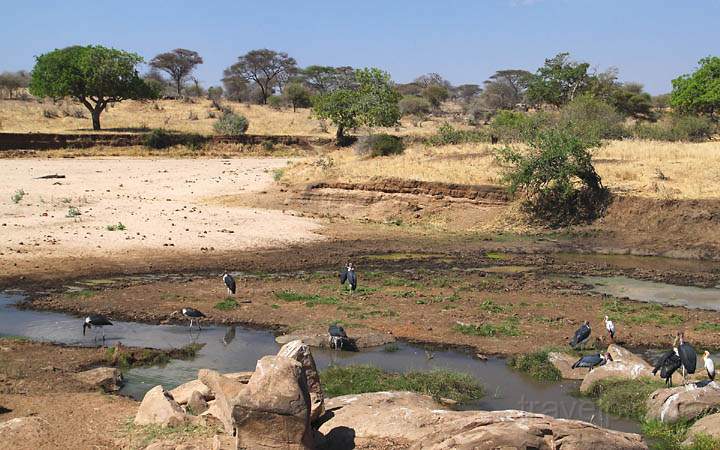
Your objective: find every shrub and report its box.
[144,128,173,149]
[267,95,283,110]
[489,110,554,142]
[507,349,562,383]
[426,123,488,146]
[632,114,714,142]
[558,94,626,140]
[585,377,664,420]
[214,112,249,135]
[399,96,432,116]
[320,365,484,403]
[355,134,404,157]
[496,126,610,226]
[42,108,59,119]
[11,189,26,204]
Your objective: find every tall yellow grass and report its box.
[283,139,720,200]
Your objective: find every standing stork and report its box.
[572,352,613,372]
[703,351,715,381]
[339,263,357,292]
[222,272,236,295]
[181,307,206,330]
[677,332,697,384]
[604,316,616,342]
[652,347,682,387]
[83,315,113,342]
[328,323,349,350]
[570,321,592,349]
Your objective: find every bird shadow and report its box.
[0,406,12,414]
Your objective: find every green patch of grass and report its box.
[641,419,692,450]
[106,343,204,369]
[270,303,280,309]
[477,299,508,313]
[0,335,29,342]
[106,222,126,231]
[121,417,219,448]
[507,349,562,383]
[695,322,720,332]
[485,251,507,260]
[347,309,398,320]
[66,206,81,218]
[214,297,239,310]
[274,290,339,307]
[272,168,285,181]
[392,290,416,298]
[383,343,400,353]
[320,365,484,403]
[585,377,664,421]
[11,189,26,204]
[64,289,95,299]
[453,318,521,337]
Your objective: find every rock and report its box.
[317,392,646,450]
[548,352,587,380]
[223,371,252,384]
[277,339,325,422]
[233,355,313,450]
[187,390,209,415]
[275,328,395,349]
[682,412,720,446]
[134,385,188,427]
[170,379,213,405]
[73,367,123,391]
[144,442,202,450]
[199,369,245,434]
[646,381,720,423]
[0,416,50,448]
[580,345,653,393]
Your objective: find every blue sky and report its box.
[3,0,719,94]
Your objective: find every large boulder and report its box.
[548,352,586,380]
[135,385,188,427]
[580,345,653,393]
[682,412,720,446]
[0,416,50,448]
[646,381,720,423]
[233,355,313,450]
[277,340,325,422]
[170,379,213,405]
[187,390,209,415]
[199,369,246,434]
[317,392,646,450]
[73,367,123,392]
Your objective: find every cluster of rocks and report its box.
[132,340,647,450]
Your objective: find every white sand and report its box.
[0,158,322,262]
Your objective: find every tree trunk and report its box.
[176,79,182,97]
[91,109,101,130]
[335,124,345,144]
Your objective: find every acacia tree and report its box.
[149,48,203,96]
[312,68,401,143]
[223,49,297,104]
[0,70,30,99]
[671,56,720,118]
[301,65,356,93]
[29,45,156,130]
[283,82,311,111]
[526,53,591,107]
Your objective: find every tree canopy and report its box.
[149,48,203,96]
[29,45,156,130]
[223,49,297,104]
[526,53,591,107]
[671,56,720,117]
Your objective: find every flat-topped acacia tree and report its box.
[29,45,157,130]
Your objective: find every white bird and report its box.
[604,315,616,341]
[704,351,715,381]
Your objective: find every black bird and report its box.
[678,332,698,382]
[328,323,349,350]
[83,315,113,342]
[572,352,613,372]
[181,307,206,330]
[652,348,682,387]
[339,263,357,292]
[222,272,236,295]
[570,321,592,349]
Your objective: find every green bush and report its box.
[585,377,664,420]
[426,123,489,146]
[507,349,562,383]
[214,112,249,135]
[320,365,484,403]
[496,126,610,226]
[267,95,283,110]
[355,134,404,157]
[144,128,173,149]
[632,114,714,142]
[399,96,432,116]
[490,110,555,142]
[558,94,626,140]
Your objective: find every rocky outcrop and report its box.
[646,381,720,423]
[277,339,324,422]
[187,390,209,415]
[548,352,586,380]
[170,379,213,405]
[580,345,653,393]
[233,355,313,450]
[682,412,720,446]
[0,416,50,448]
[73,367,123,392]
[317,392,646,450]
[199,369,245,434]
[135,385,188,427]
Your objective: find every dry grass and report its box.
[282,139,720,200]
[0,98,451,137]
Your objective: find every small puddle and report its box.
[581,275,720,311]
[0,292,639,433]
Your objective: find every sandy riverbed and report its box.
[0,158,323,271]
